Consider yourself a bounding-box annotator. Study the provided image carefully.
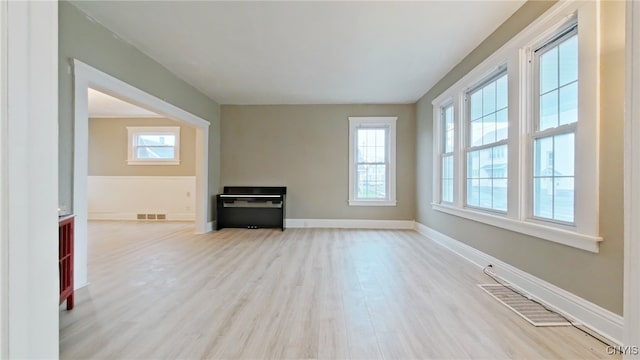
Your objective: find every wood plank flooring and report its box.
[60,221,617,359]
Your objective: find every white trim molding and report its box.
[415,222,623,346]
[5,1,59,357]
[286,219,414,230]
[432,203,601,253]
[73,60,211,288]
[625,0,640,355]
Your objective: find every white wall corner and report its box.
[414,222,624,346]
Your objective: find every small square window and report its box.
[127,126,181,165]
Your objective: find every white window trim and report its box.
[348,116,397,206]
[431,0,601,253]
[127,126,181,165]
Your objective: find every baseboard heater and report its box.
[215,186,286,231]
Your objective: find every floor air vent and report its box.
[478,284,572,327]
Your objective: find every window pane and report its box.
[445,106,454,131]
[357,128,386,163]
[534,137,553,177]
[443,104,454,153]
[534,177,554,219]
[493,178,508,212]
[559,35,578,86]
[482,113,497,145]
[445,129,454,153]
[554,133,575,176]
[482,81,496,114]
[442,155,454,203]
[533,133,575,222]
[559,82,578,125]
[496,74,508,110]
[136,134,176,146]
[540,47,558,94]
[495,108,508,142]
[554,177,574,222]
[466,145,507,212]
[356,165,386,199]
[470,90,482,121]
[540,90,558,131]
[136,146,175,159]
[470,119,483,147]
[467,150,480,179]
[467,179,479,207]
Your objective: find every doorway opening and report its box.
[73,60,210,289]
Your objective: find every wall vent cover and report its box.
[478,284,571,327]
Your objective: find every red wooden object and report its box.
[59,215,74,310]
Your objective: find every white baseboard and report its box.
[286,218,415,229]
[206,221,214,233]
[88,212,195,221]
[414,222,624,345]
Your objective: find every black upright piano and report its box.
[216,186,286,231]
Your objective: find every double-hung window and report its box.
[127,126,181,165]
[348,116,397,206]
[532,24,578,224]
[466,72,509,212]
[430,1,600,252]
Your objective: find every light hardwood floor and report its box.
[60,221,617,359]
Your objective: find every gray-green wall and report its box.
[416,0,625,314]
[59,1,221,222]
[221,105,416,220]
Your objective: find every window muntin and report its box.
[348,117,397,206]
[127,126,181,165]
[532,25,577,224]
[441,104,454,203]
[466,72,509,212]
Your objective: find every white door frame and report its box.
[3,1,58,358]
[0,0,7,356]
[625,0,640,356]
[73,60,210,288]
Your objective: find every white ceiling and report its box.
[88,88,158,117]
[73,1,525,105]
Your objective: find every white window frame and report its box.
[126,126,181,165]
[431,0,601,253]
[348,116,397,206]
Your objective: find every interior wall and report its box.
[221,104,416,220]
[416,0,625,314]
[89,117,196,176]
[59,1,221,222]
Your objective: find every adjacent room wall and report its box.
[59,1,221,222]
[88,117,196,220]
[221,104,416,220]
[416,0,625,314]
[89,117,196,176]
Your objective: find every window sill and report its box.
[431,203,602,253]
[127,160,180,166]
[349,200,397,207]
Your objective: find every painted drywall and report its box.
[416,0,625,314]
[59,1,221,222]
[221,105,415,220]
[89,117,196,176]
[88,176,196,220]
